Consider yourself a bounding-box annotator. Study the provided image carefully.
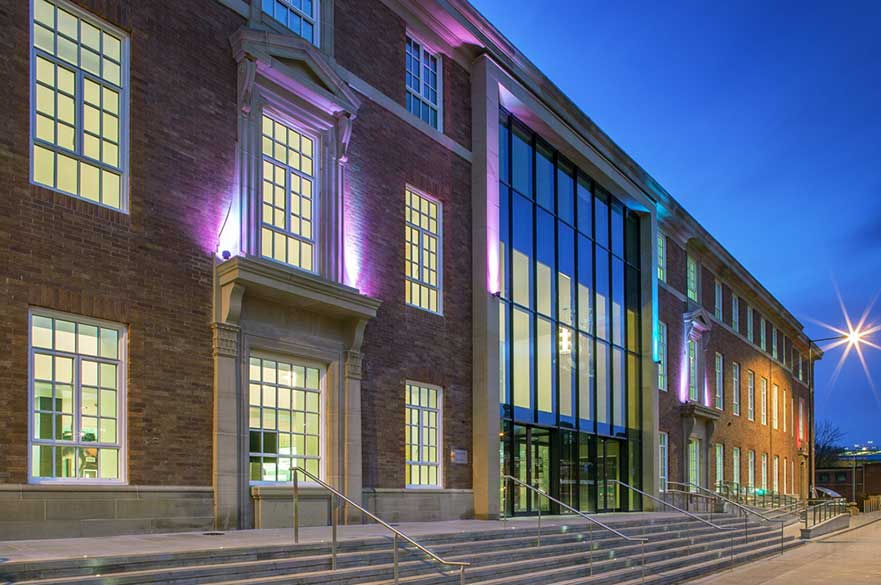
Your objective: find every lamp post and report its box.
[807,330,872,499]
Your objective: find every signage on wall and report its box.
[450,448,469,465]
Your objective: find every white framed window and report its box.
[715,443,724,490]
[747,450,755,488]
[714,352,724,410]
[261,0,319,45]
[405,382,442,488]
[714,280,723,320]
[773,455,779,492]
[688,338,699,402]
[686,255,698,302]
[659,432,669,492]
[688,437,701,488]
[746,305,754,343]
[798,353,803,381]
[759,316,767,351]
[29,310,126,483]
[731,295,739,333]
[771,383,779,430]
[657,233,666,282]
[405,187,442,313]
[31,0,128,211]
[260,113,317,272]
[747,370,755,421]
[771,327,778,359]
[799,398,805,441]
[732,362,741,416]
[782,389,787,432]
[761,453,768,490]
[761,377,768,425]
[405,35,442,131]
[732,447,741,486]
[248,355,323,483]
[658,321,668,391]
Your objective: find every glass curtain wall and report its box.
[498,108,643,514]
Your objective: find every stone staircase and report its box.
[0,514,802,585]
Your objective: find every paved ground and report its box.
[691,511,881,585]
[0,512,686,563]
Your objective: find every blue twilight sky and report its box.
[470,0,881,444]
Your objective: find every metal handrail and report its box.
[503,475,647,582]
[804,498,847,530]
[612,479,737,570]
[668,481,787,556]
[291,466,469,584]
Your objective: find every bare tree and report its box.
[815,420,846,468]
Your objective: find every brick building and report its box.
[0,0,817,539]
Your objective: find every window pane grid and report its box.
[405,383,441,487]
[261,0,317,44]
[405,188,441,313]
[405,37,439,129]
[260,114,316,272]
[248,356,321,483]
[32,0,124,209]
[30,313,122,481]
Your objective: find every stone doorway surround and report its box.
[213,256,380,530]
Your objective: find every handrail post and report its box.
[459,566,465,585]
[730,531,734,571]
[393,532,399,584]
[331,493,338,571]
[293,469,299,544]
[641,540,646,584]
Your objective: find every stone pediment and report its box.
[684,306,713,339]
[230,27,361,117]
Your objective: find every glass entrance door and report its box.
[505,424,553,515]
[597,438,622,512]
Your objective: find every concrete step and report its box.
[4,515,785,585]
[2,515,752,583]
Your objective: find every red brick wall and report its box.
[346,97,473,490]
[658,235,810,495]
[0,0,243,485]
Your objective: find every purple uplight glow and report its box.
[678,345,690,403]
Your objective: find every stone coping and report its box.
[0,484,212,493]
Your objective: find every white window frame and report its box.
[732,362,741,416]
[748,450,756,488]
[799,398,805,441]
[732,447,741,487]
[657,232,666,282]
[686,255,699,302]
[714,352,724,410]
[687,338,699,402]
[714,280,723,320]
[258,111,320,273]
[761,377,768,425]
[28,308,127,485]
[30,0,130,212]
[783,456,788,494]
[247,353,326,486]
[771,327,778,360]
[658,321,668,391]
[782,389,787,433]
[731,295,739,333]
[659,431,669,492]
[747,370,755,421]
[405,33,443,132]
[773,455,779,493]
[715,443,724,490]
[761,453,768,490]
[405,186,443,314]
[759,316,767,351]
[746,305,754,343]
[260,0,320,47]
[771,383,779,430]
[405,381,443,489]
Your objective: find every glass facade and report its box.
[497,109,643,514]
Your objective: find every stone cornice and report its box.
[217,256,381,322]
[680,402,721,423]
[230,27,362,117]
